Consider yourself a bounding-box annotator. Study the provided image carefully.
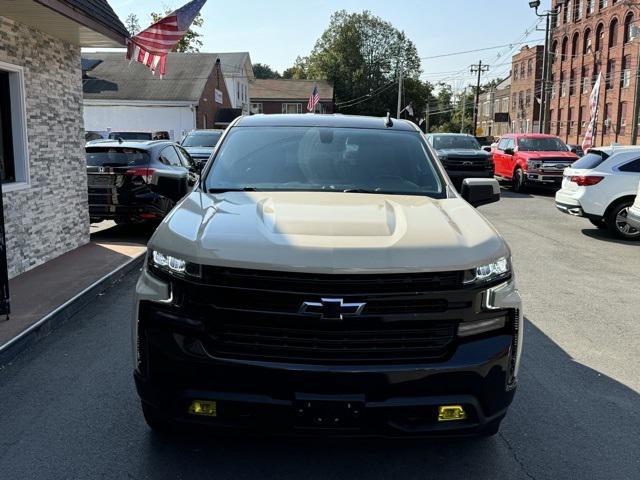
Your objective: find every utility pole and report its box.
[396,62,404,119]
[425,102,430,133]
[461,87,467,134]
[470,60,489,136]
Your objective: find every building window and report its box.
[598,0,607,10]
[624,13,634,43]
[494,99,500,113]
[512,94,517,110]
[595,23,605,52]
[520,62,525,78]
[282,103,302,114]
[527,59,533,77]
[561,37,569,61]
[622,55,631,87]
[606,59,616,89]
[609,18,619,48]
[560,71,567,97]
[568,107,574,134]
[587,0,595,15]
[603,103,611,134]
[514,64,519,80]
[578,106,584,132]
[526,89,531,107]
[619,102,628,135]
[557,109,563,135]
[570,69,576,96]
[502,97,509,112]
[582,66,590,93]
[575,0,583,21]
[0,62,28,186]
[250,103,263,114]
[583,29,592,54]
[572,33,580,58]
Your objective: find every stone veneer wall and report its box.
[0,15,89,278]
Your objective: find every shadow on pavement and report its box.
[90,221,156,247]
[133,319,640,480]
[581,227,640,246]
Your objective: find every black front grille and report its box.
[154,267,480,364]
[442,159,492,171]
[204,319,456,364]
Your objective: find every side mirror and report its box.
[569,146,578,154]
[503,147,514,156]
[461,178,501,207]
[150,170,188,203]
[482,146,492,153]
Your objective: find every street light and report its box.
[529,0,561,134]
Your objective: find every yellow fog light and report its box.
[437,405,467,422]
[188,400,217,417]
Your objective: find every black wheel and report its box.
[605,201,640,240]
[141,402,173,433]
[510,168,526,193]
[588,218,607,229]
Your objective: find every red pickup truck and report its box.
[492,133,578,192]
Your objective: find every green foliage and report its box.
[253,63,282,79]
[125,13,140,36]
[150,10,204,53]
[297,10,424,118]
[282,56,309,79]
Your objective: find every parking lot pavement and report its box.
[0,192,638,480]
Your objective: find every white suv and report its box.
[628,181,640,231]
[555,146,640,240]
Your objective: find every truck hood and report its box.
[437,148,489,159]
[149,191,510,274]
[182,146,214,158]
[517,151,578,161]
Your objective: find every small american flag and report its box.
[307,84,321,113]
[581,72,602,152]
[126,0,207,77]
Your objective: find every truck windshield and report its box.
[432,135,480,150]
[518,137,567,152]
[206,127,444,197]
[86,148,149,167]
[182,132,222,147]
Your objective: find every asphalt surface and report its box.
[1,189,639,480]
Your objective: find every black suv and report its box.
[86,140,198,224]
[426,133,494,186]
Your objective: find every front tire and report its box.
[605,200,640,240]
[511,168,526,193]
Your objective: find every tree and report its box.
[125,13,140,36]
[282,56,309,79]
[303,10,423,117]
[150,10,204,53]
[253,63,281,79]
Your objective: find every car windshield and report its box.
[205,127,444,197]
[182,132,223,148]
[108,132,152,140]
[518,137,567,152]
[85,148,149,167]
[432,135,480,150]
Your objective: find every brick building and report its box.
[1,1,127,278]
[549,0,639,146]
[250,79,334,115]
[478,75,512,137]
[510,45,544,134]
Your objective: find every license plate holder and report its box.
[294,394,365,428]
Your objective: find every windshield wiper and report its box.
[207,186,262,193]
[342,188,381,194]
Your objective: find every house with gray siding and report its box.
[0,1,128,278]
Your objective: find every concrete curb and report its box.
[0,253,145,367]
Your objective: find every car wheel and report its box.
[588,218,607,230]
[141,402,173,433]
[511,168,526,193]
[605,201,640,240]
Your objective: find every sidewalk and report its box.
[0,222,149,364]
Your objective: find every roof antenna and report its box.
[384,110,393,128]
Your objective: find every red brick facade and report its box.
[549,0,638,146]
[196,60,232,129]
[510,46,544,134]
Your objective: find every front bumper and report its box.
[525,171,563,185]
[132,267,522,437]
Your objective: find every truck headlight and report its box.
[150,250,201,278]
[463,257,511,285]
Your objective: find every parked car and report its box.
[133,114,522,437]
[86,140,198,225]
[107,131,170,141]
[555,146,640,240]
[493,134,578,192]
[567,144,585,157]
[425,133,494,186]
[85,130,108,142]
[180,129,225,167]
[627,181,640,231]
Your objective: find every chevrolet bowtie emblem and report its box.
[299,298,366,320]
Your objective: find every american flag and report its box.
[126,0,207,77]
[307,84,321,113]
[581,72,602,152]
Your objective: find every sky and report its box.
[107,0,552,92]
